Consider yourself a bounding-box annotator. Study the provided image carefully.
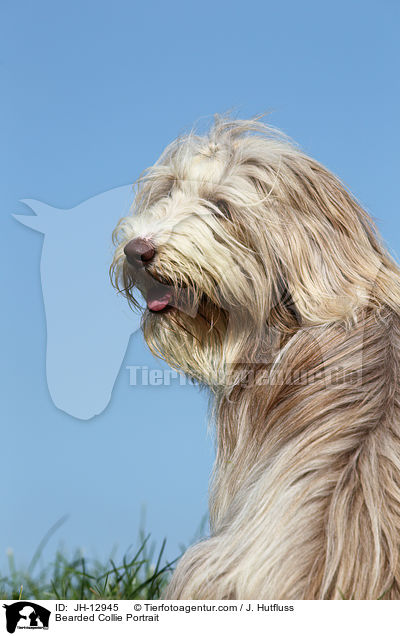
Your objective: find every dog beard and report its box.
[135,266,231,386]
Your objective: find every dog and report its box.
[111,115,400,599]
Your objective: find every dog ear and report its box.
[253,158,395,326]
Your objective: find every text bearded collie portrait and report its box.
[111,115,400,600]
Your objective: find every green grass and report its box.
[0,518,178,600]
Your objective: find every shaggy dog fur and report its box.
[111,116,400,599]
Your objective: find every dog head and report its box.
[111,116,395,386]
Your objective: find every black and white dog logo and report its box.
[3,602,50,633]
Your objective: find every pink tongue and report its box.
[147,292,172,312]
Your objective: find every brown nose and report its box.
[124,238,155,264]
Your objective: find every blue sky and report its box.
[1,0,399,573]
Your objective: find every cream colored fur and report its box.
[112,116,400,599]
